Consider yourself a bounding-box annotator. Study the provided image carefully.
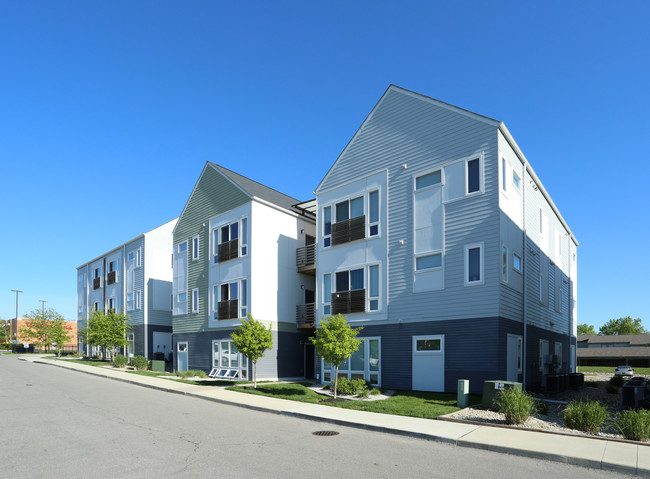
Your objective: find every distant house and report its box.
[77,218,178,359]
[577,334,650,368]
[9,317,78,350]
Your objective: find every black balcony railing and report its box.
[93,277,102,290]
[296,244,315,271]
[331,215,365,246]
[331,289,366,315]
[107,270,117,285]
[218,239,239,263]
[296,303,315,328]
[218,299,239,320]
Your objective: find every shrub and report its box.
[112,354,128,368]
[0,343,12,350]
[615,409,650,442]
[178,369,207,378]
[606,384,619,394]
[585,380,599,388]
[369,388,381,396]
[610,375,625,387]
[495,388,535,425]
[563,400,609,434]
[130,355,149,371]
[536,401,549,415]
[334,377,369,396]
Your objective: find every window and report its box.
[213,221,239,263]
[136,248,141,267]
[513,253,522,273]
[322,337,380,386]
[555,342,563,370]
[128,252,135,262]
[502,246,508,282]
[214,280,244,320]
[323,206,331,247]
[467,158,480,194]
[336,196,363,222]
[127,293,134,311]
[192,288,199,313]
[465,243,483,285]
[178,242,187,253]
[512,170,521,190]
[539,339,549,372]
[517,337,523,373]
[212,340,248,380]
[240,279,248,318]
[178,292,186,304]
[107,260,118,284]
[415,170,441,190]
[241,218,248,256]
[368,265,379,311]
[416,253,442,271]
[136,290,142,310]
[192,236,199,261]
[502,158,507,192]
[539,275,543,303]
[332,196,365,246]
[332,268,365,314]
[94,267,101,279]
[108,297,115,312]
[323,273,331,315]
[108,260,117,273]
[93,302,99,312]
[368,190,379,237]
[416,338,441,351]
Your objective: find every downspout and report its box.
[567,234,573,371]
[522,159,528,390]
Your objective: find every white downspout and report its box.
[522,160,528,390]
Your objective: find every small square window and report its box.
[513,254,522,272]
[513,171,521,190]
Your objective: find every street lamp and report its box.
[11,290,22,343]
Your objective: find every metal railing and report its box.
[331,215,366,246]
[218,239,239,263]
[296,244,315,269]
[296,303,315,328]
[331,289,366,314]
[93,277,102,290]
[107,270,117,285]
[217,299,239,320]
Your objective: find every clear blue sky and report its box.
[1,1,648,330]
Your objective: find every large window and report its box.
[332,268,365,314]
[464,243,483,285]
[322,338,380,386]
[213,219,246,264]
[332,196,365,246]
[368,190,379,237]
[323,206,332,247]
[323,273,331,315]
[213,279,247,320]
[211,340,248,379]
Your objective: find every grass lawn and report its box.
[578,366,650,375]
[53,358,112,367]
[228,383,481,419]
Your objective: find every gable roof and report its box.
[208,163,300,212]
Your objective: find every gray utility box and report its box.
[151,360,165,373]
[482,380,523,409]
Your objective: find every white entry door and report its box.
[177,342,188,372]
[507,334,522,381]
[412,335,445,392]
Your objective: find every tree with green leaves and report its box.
[599,317,647,336]
[22,307,68,352]
[230,314,273,388]
[310,314,363,399]
[0,318,10,343]
[49,319,73,357]
[577,323,597,335]
[84,310,131,360]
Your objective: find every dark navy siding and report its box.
[524,323,572,392]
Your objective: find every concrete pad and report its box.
[458,425,607,469]
[602,441,639,476]
[638,444,650,478]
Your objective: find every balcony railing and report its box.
[331,289,366,315]
[92,277,102,290]
[218,239,239,263]
[218,299,239,320]
[107,270,117,285]
[331,215,365,246]
[296,303,315,328]
[296,244,315,273]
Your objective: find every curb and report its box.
[24,357,650,476]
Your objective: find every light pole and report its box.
[11,290,22,343]
[39,300,47,351]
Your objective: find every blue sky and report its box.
[1,1,648,330]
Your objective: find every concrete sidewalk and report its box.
[22,356,650,477]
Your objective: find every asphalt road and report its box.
[0,356,635,478]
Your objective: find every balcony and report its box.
[296,244,315,274]
[331,289,366,315]
[107,270,117,285]
[92,277,102,290]
[218,239,239,263]
[331,215,365,246]
[296,303,315,329]
[217,299,239,320]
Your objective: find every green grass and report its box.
[53,358,112,367]
[578,366,650,375]
[228,383,481,419]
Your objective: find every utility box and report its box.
[151,360,165,373]
[482,380,523,409]
[457,379,470,408]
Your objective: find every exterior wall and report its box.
[11,318,78,348]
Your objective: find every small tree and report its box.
[86,310,131,360]
[49,319,73,357]
[310,314,363,399]
[577,323,597,335]
[23,307,67,351]
[230,314,273,388]
[0,318,10,343]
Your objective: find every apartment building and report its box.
[77,218,178,359]
[314,85,578,393]
[171,162,316,379]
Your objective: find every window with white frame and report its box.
[368,190,379,237]
[464,243,484,285]
[323,206,331,247]
[136,248,141,267]
[136,290,142,310]
[512,170,521,190]
[213,279,246,320]
[539,275,544,303]
[502,245,508,282]
[192,288,199,313]
[128,251,135,262]
[211,340,248,379]
[415,253,442,271]
[513,253,522,273]
[126,293,134,311]
[502,158,507,192]
[466,158,481,194]
[322,273,331,315]
[212,220,242,263]
[368,264,379,311]
[173,240,188,315]
[332,268,365,314]
[415,170,441,190]
[192,235,199,261]
[93,302,99,312]
[414,169,444,287]
[241,217,248,255]
[322,337,380,386]
[108,297,116,312]
[178,242,187,253]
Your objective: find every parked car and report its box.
[614,365,634,376]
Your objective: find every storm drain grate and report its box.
[312,430,339,437]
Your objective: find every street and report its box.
[0,356,635,478]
